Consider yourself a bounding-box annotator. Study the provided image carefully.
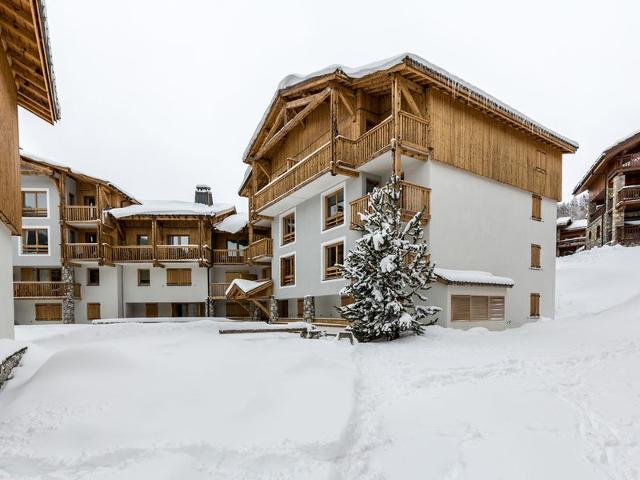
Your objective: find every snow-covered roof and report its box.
[565,219,587,230]
[556,216,572,227]
[434,268,515,287]
[226,279,271,296]
[215,213,248,234]
[238,165,252,195]
[20,151,138,202]
[243,53,578,162]
[109,200,234,219]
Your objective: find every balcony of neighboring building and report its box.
[108,245,211,264]
[65,242,101,262]
[349,180,431,229]
[64,205,99,223]
[252,111,429,218]
[246,237,272,263]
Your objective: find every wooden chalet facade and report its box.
[0,0,59,338]
[556,217,587,256]
[238,54,578,329]
[574,130,640,249]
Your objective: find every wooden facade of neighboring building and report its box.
[573,131,640,249]
[556,217,587,256]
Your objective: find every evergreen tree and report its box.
[337,175,440,342]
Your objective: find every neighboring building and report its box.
[13,155,267,323]
[573,130,640,249]
[556,217,587,256]
[237,53,578,329]
[0,0,60,338]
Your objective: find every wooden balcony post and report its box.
[329,85,338,176]
[152,219,158,262]
[391,74,402,176]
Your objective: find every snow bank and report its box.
[215,212,248,234]
[108,200,234,218]
[433,268,515,286]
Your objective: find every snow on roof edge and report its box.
[215,213,248,234]
[242,53,578,162]
[226,279,270,296]
[109,201,235,219]
[434,268,515,287]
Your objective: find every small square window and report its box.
[280,255,295,287]
[87,268,100,286]
[282,212,295,245]
[324,188,344,230]
[137,235,149,246]
[138,269,151,286]
[324,241,344,280]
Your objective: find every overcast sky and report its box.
[18,0,639,208]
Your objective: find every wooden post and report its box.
[391,74,402,176]
[198,219,203,261]
[329,85,338,175]
[152,219,158,263]
[58,172,67,265]
[250,158,258,223]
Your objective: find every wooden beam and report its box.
[391,75,402,176]
[255,87,331,159]
[0,2,34,24]
[400,83,422,117]
[263,107,285,145]
[337,89,355,118]
[330,86,338,175]
[250,299,270,316]
[0,17,38,46]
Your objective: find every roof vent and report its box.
[195,184,213,206]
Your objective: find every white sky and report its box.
[18,0,640,208]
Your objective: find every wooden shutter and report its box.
[470,296,489,321]
[531,244,541,268]
[167,268,191,286]
[35,303,62,321]
[451,295,471,321]
[488,296,505,320]
[145,303,158,317]
[87,303,101,320]
[530,293,540,317]
[531,194,541,220]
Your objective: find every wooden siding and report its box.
[427,88,563,201]
[0,44,20,234]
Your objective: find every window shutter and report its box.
[489,296,505,320]
[470,296,489,321]
[167,269,191,286]
[531,244,541,268]
[532,194,541,220]
[35,303,62,321]
[87,303,101,320]
[530,293,540,317]
[451,295,471,321]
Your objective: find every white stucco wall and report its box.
[0,223,15,338]
[121,263,209,304]
[75,266,122,322]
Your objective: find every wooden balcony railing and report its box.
[65,205,98,222]
[349,180,431,229]
[14,281,81,299]
[617,153,640,171]
[22,207,47,218]
[157,245,202,262]
[209,283,231,299]
[212,249,246,264]
[619,225,640,242]
[336,116,393,167]
[254,142,332,211]
[65,243,99,261]
[247,238,272,261]
[619,186,640,204]
[112,246,154,262]
[399,111,429,151]
[591,204,605,220]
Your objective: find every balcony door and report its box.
[167,235,189,246]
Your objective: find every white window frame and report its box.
[278,251,296,289]
[21,187,50,220]
[19,225,51,256]
[320,236,346,283]
[320,182,346,233]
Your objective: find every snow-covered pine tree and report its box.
[337,175,440,342]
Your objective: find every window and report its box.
[451,295,505,321]
[171,303,202,317]
[226,239,248,250]
[531,244,541,269]
[87,303,101,321]
[35,303,62,321]
[167,268,191,286]
[324,241,344,280]
[85,232,97,243]
[68,193,75,205]
[50,268,62,282]
[282,212,295,245]
[530,293,540,318]
[84,196,96,206]
[87,268,100,286]
[21,228,48,254]
[137,234,149,246]
[531,194,541,221]
[22,190,47,217]
[138,269,151,286]
[365,178,379,194]
[596,225,601,240]
[167,235,189,246]
[280,255,295,286]
[324,188,344,230]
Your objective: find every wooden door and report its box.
[145,303,158,317]
[87,303,101,320]
[297,298,304,317]
[21,268,35,281]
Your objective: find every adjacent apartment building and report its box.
[237,53,578,329]
[573,130,640,249]
[0,0,60,338]
[556,217,587,256]
[13,154,267,324]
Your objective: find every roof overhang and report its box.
[0,0,60,123]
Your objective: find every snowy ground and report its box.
[1,246,640,479]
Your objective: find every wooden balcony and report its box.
[65,243,100,261]
[14,281,81,299]
[616,153,640,172]
[112,246,154,262]
[247,238,272,263]
[253,111,429,214]
[65,205,98,222]
[209,283,231,299]
[157,245,204,262]
[591,204,605,220]
[618,225,640,243]
[618,186,640,207]
[349,180,431,229]
[212,249,246,264]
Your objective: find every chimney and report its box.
[195,184,213,206]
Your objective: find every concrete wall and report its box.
[13,176,62,268]
[0,223,15,338]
